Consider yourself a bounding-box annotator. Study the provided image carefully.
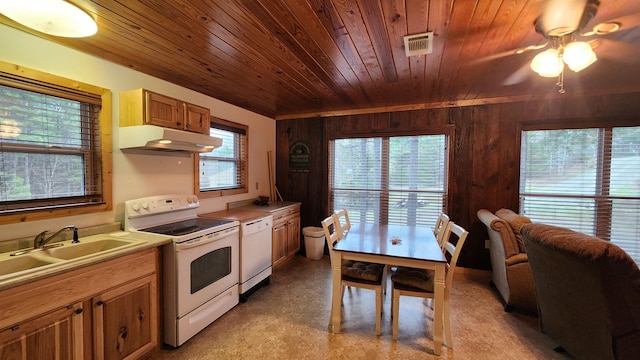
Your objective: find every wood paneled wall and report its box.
[276,92,640,270]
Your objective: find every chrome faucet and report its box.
[34,225,79,249]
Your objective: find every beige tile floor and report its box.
[151,254,569,359]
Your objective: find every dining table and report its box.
[330,222,447,355]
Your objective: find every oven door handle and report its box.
[175,228,238,251]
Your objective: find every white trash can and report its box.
[303,226,325,260]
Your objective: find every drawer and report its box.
[272,204,300,223]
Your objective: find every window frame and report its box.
[195,116,248,198]
[0,60,112,225]
[328,128,452,225]
[518,117,639,243]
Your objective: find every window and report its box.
[329,134,448,226]
[196,117,247,197]
[520,126,640,263]
[0,62,111,223]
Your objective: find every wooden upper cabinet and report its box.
[119,88,210,134]
[184,103,210,134]
[145,91,183,130]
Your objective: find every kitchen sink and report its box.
[0,254,59,277]
[43,237,140,260]
[0,233,147,283]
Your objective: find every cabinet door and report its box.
[145,91,183,130]
[93,275,157,360]
[184,103,210,134]
[0,302,84,359]
[272,223,287,267]
[286,216,301,256]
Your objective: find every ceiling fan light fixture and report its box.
[562,41,597,72]
[531,48,564,77]
[0,0,97,38]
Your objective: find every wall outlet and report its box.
[485,240,491,249]
[255,182,259,190]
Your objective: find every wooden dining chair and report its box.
[333,208,351,236]
[390,222,469,347]
[321,214,386,335]
[434,212,451,251]
[334,209,388,294]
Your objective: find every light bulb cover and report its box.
[563,41,597,72]
[531,48,564,77]
[0,0,97,38]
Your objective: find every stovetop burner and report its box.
[140,217,232,236]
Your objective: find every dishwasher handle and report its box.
[241,215,273,236]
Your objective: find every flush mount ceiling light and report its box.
[0,0,97,38]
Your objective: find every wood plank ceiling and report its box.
[2,0,640,119]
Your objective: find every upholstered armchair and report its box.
[477,209,537,313]
[522,223,640,360]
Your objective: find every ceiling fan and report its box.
[502,0,640,92]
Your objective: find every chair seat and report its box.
[391,267,434,292]
[343,262,385,282]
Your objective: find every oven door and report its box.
[174,227,239,317]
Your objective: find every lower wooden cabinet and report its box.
[0,302,84,359]
[93,275,157,360]
[0,248,159,360]
[271,204,301,269]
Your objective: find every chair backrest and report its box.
[321,215,341,263]
[334,208,351,235]
[434,212,450,237]
[443,223,469,290]
[435,213,452,251]
[522,223,640,360]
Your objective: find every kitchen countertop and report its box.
[0,231,171,292]
[200,208,273,222]
[233,201,301,213]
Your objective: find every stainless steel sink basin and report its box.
[43,237,140,260]
[0,254,59,277]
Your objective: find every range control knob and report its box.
[142,203,149,210]
[132,204,140,212]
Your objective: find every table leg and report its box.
[330,252,343,333]
[432,263,445,355]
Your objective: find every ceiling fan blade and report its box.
[582,11,640,36]
[502,62,533,86]
[467,42,548,66]
[590,38,640,62]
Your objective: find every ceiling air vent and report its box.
[403,32,434,57]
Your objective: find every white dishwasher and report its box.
[239,214,273,301]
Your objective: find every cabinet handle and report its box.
[176,122,182,126]
[75,308,83,315]
[185,123,191,127]
[96,300,104,306]
[11,325,19,331]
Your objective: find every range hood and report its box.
[119,125,222,154]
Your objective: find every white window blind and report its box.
[199,122,246,192]
[520,126,640,264]
[0,82,102,213]
[330,135,448,226]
